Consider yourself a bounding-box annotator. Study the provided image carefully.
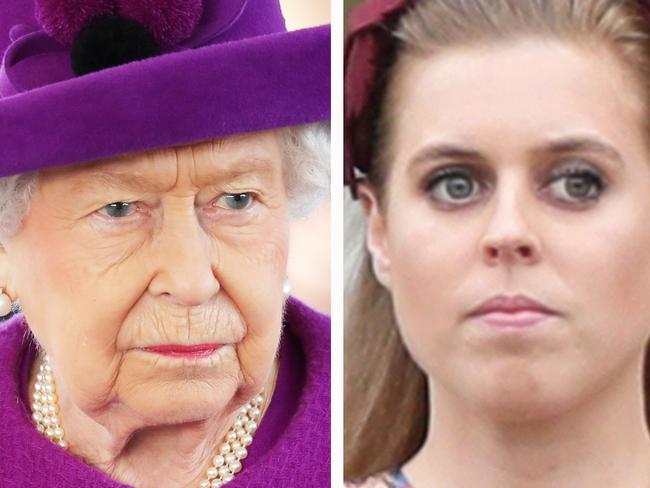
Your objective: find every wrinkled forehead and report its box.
[39,129,285,193]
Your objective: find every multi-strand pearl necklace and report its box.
[31,353,266,487]
[31,355,67,448]
[197,394,264,487]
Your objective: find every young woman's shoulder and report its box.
[345,469,412,488]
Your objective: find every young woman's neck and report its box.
[404,359,650,488]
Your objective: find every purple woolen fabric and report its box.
[0,25,331,177]
[0,297,330,487]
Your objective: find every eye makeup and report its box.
[419,158,609,209]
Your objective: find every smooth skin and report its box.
[362,39,650,487]
[0,130,289,488]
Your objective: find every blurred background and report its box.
[344,0,361,31]
[281,0,330,30]
[279,1,331,314]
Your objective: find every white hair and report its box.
[0,172,39,242]
[282,121,330,218]
[0,121,330,242]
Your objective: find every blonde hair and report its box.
[345,0,650,480]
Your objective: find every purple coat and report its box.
[0,297,330,487]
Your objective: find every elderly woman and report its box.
[345,0,650,487]
[0,1,330,487]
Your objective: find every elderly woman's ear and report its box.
[0,242,16,314]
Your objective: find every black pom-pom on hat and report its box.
[71,14,159,76]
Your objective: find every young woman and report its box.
[345,1,650,486]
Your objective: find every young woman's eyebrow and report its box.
[409,144,488,167]
[529,136,626,167]
[408,137,626,170]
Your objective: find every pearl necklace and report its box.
[31,354,265,487]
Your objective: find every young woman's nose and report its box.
[147,213,220,307]
[479,182,542,266]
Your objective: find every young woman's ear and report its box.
[357,183,392,289]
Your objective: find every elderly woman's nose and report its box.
[479,184,542,266]
[147,218,220,306]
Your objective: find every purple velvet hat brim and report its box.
[0,24,330,177]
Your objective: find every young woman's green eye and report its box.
[546,169,605,203]
[426,169,481,204]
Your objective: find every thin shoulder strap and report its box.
[389,467,413,487]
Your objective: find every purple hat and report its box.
[0,0,330,177]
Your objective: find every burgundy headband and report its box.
[344,0,412,198]
[344,0,650,198]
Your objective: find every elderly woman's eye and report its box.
[214,192,254,210]
[99,202,137,218]
[545,166,605,204]
[426,168,482,204]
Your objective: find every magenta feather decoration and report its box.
[34,0,204,47]
[34,0,115,45]
[119,0,203,47]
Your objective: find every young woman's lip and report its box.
[138,344,223,357]
[467,293,558,318]
[473,310,555,328]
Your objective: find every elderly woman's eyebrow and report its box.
[216,158,278,181]
[69,157,279,193]
[73,171,172,192]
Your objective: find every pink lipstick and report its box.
[467,294,558,328]
[139,344,222,358]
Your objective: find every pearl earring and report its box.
[283,278,291,297]
[0,287,13,316]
